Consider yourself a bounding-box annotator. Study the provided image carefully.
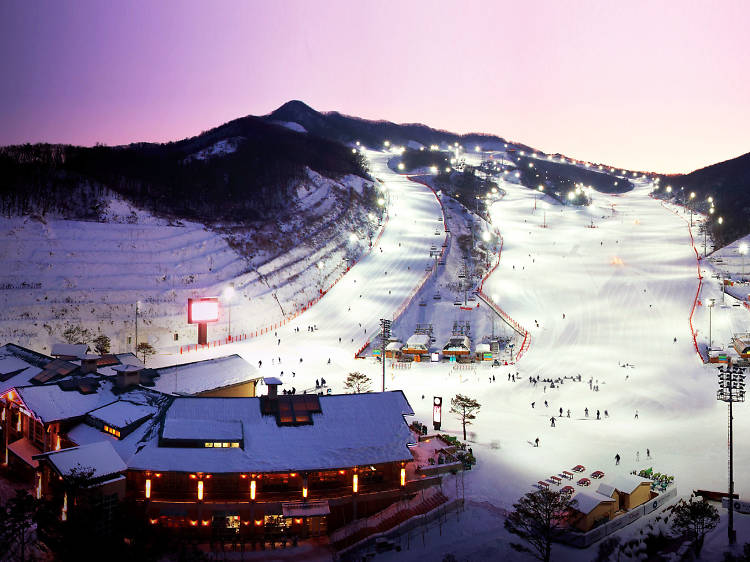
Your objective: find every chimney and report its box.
[263,377,282,397]
[112,364,145,390]
[80,354,99,375]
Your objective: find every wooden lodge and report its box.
[442,335,471,357]
[0,343,427,542]
[402,334,430,361]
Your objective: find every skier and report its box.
[258,360,262,368]
[321,377,326,386]
[566,409,570,418]
[596,410,600,420]
[315,379,320,388]
[559,407,563,417]
[544,400,548,408]
[531,402,535,409]
[327,358,331,364]
[646,448,651,459]
[492,375,495,382]
[535,437,540,447]
[604,410,609,418]
[634,409,639,419]
[585,408,589,417]
[550,417,556,427]
[636,451,640,462]
[615,454,621,465]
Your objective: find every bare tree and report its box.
[504,488,576,562]
[450,394,480,440]
[135,342,156,365]
[343,371,372,393]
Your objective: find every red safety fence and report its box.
[657,199,706,363]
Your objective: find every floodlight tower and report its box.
[717,363,746,545]
[379,319,391,392]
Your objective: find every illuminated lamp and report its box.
[240,474,247,479]
[294,518,303,524]
[400,468,406,487]
[155,473,161,478]
[254,520,263,526]
[189,474,197,479]
[242,521,250,526]
[290,472,296,477]
[190,520,198,526]
[62,493,68,521]
[149,519,158,525]
[339,470,345,475]
[201,520,210,526]
[352,474,359,494]
[145,478,151,499]
[250,480,256,500]
[36,473,42,499]
[197,480,204,501]
[205,474,212,479]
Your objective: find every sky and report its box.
[0,0,748,174]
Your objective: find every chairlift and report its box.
[419,300,427,307]
[433,292,442,300]
[454,300,462,306]
[438,260,446,266]
[434,230,441,235]
[468,296,476,302]
[438,216,443,222]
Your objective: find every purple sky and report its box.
[1,0,748,173]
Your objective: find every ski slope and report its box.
[154,150,750,558]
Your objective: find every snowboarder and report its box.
[550,417,555,427]
[535,437,539,447]
[327,358,331,364]
[615,454,620,465]
[531,402,535,409]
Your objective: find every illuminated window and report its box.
[197,480,204,501]
[145,478,151,499]
[204,442,213,448]
[352,474,358,493]
[222,442,229,448]
[250,480,256,500]
[231,442,240,448]
[213,442,222,448]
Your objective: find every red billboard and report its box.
[187,298,220,324]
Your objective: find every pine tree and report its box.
[670,495,719,556]
[449,394,480,440]
[93,334,111,355]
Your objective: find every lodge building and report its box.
[0,343,427,541]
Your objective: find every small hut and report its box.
[475,343,492,361]
[402,334,430,362]
[442,335,471,357]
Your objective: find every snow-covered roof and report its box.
[386,341,403,351]
[0,344,48,395]
[111,364,144,373]
[162,418,244,441]
[0,356,31,377]
[7,437,40,468]
[263,377,282,385]
[608,474,650,495]
[597,482,617,498]
[571,491,616,515]
[36,441,126,479]
[475,343,491,353]
[16,383,118,423]
[406,334,430,348]
[150,354,259,395]
[444,335,470,349]
[51,343,88,358]
[127,391,415,473]
[87,400,157,429]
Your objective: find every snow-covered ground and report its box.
[4,147,750,558]
[146,150,750,557]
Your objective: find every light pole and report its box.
[134,300,140,352]
[222,285,235,341]
[739,243,747,280]
[717,363,745,545]
[689,191,696,227]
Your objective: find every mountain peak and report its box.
[269,100,320,120]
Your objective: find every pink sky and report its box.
[0,0,748,173]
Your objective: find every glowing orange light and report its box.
[400,468,406,487]
[352,474,359,494]
[254,520,263,526]
[250,480,256,500]
[339,470,345,475]
[290,472,296,477]
[145,478,151,499]
[149,519,158,525]
[302,486,308,498]
[240,474,247,479]
[190,520,198,526]
[189,474,196,479]
[294,518,303,524]
[201,520,210,526]
[197,480,204,501]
